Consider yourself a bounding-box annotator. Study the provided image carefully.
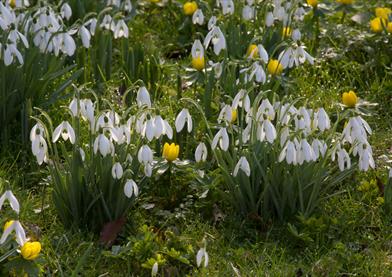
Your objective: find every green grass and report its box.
[1,0,392,276]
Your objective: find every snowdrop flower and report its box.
[0,4,16,30]
[80,99,95,128]
[4,43,23,66]
[60,32,76,56]
[211,127,229,151]
[256,120,276,143]
[265,11,274,26]
[138,145,153,164]
[295,46,314,65]
[232,89,250,112]
[218,104,235,124]
[292,29,301,41]
[208,60,223,78]
[220,0,234,15]
[60,3,72,20]
[151,262,158,277]
[8,29,29,48]
[295,107,312,134]
[0,220,27,247]
[242,5,255,20]
[343,116,371,144]
[136,87,151,108]
[53,121,76,144]
[79,148,86,161]
[312,139,327,159]
[175,108,193,133]
[257,44,269,63]
[389,168,392,178]
[257,99,275,121]
[297,139,315,165]
[114,20,129,39]
[208,16,217,30]
[279,140,297,165]
[30,123,45,142]
[124,0,133,12]
[153,116,173,139]
[144,162,152,177]
[233,156,251,177]
[0,190,19,214]
[31,135,48,165]
[273,4,287,21]
[100,14,114,31]
[358,144,375,171]
[192,39,204,59]
[107,0,121,7]
[124,179,139,198]
[204,26,226,55]
[110,126,127,144]
[111,162,123,179]
[332,145,351,171]
[294,7,306,21]
[110,125,131,144]
[196,247,209,268]
[86,18,97,35]
[195,142,208,162]
[192,9,204,25]
[248,62,266,84]
[79,25,91,48]
[93,134,113,157]
[314,108,330,132]
[143,118,155,141]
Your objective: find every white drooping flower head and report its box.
[195,142,208,162]
[124,179,139,198]
[0,220,27,247]
[112,162,124,179]
[232,89,250,113]
[191,39,204,59]
[138,145,153,164]
[196,247,209,268]
[233,156,251,177]
[204,26,226,55]
[0,190,20,214]
[93,134,113,157]
[52,121,76,144]
[136,87,152,108]
[175,108,193,133]
[60,3,72,20]
[192,9,204,25]
[211,127,229,151]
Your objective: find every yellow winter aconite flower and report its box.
[231,109,238,123]
[370,17,387,33]
[163,143,180,162]
[282,27,292,38]
[267,59,284,75]
[336,0,353,4]
[246,44,258,58]
[3,220,14,231]
[342,90,358,108]
[387,22,392,33]
[192,56,205,71]
[307,0,318,8]
[375,7,391,20]
[21,241,41,260]
[183,2,198,15]
[9,0,16,8]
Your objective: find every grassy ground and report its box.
[1,0,392,276]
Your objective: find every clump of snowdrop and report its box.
[30,92,153,232]
[205,89,375,221]
[0,0,135,66]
